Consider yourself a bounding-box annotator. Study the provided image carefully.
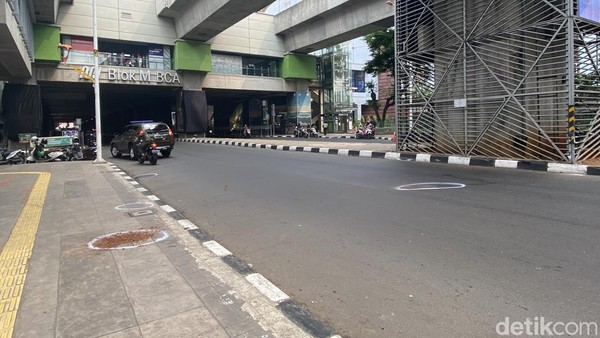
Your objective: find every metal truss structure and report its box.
[395,0,600,163]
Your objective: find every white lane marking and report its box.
[246,273,290,303]
[160,205,177,213]
[203,240,232,257]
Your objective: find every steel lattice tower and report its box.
[395,0,600,163]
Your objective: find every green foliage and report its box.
[363,29,396,125]
[363,29,395,76]
[366,81,378,108]
[575,72,600,91]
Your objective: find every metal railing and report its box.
[67,51,172,70]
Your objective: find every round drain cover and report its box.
[396,182,465,191]
[88,228,169,250]
[115,201,155,211]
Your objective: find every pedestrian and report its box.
[323,122,328,135]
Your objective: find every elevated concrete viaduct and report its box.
[274,0,393,53]
[157,0,275,42]
[156,0,394,53]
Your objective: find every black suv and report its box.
[110,121,174,159]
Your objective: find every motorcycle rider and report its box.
[309,124,318,137]
[133,131,153,158]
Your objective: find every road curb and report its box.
[177,138,600,177]
[265,134,393,141]
[108,163,338,338]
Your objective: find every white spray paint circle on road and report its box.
[395,182,466,191]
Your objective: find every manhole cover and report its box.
[115,201,155,211]
[396,182,466,191]
[87,228,169,250]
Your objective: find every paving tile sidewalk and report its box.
[0,161,321,338]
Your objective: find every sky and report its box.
[264,0,370,64]
[580,0,600,22]
[264,0,303,15]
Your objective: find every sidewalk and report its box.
[0,162,336,338]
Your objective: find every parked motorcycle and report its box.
[0,148,26,165]
[364,125,375,139]
[355,124,375,139]
[66,137,84,161]
[355,127,365,139]
[134,135,159,165]
[294,124,308,138]
[26,137,67,163]
[82,146,97,160]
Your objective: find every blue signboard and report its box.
[148,46,164,57]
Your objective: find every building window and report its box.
[242,57,280,77]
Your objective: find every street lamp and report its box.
[92,0,105,163]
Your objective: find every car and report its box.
[109,121,174,159]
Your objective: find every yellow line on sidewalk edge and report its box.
[0,172,50,338]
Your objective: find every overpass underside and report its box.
[395,0,600,163]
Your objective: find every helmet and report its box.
[30,136,38,142]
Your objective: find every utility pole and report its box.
[92,0,105,163]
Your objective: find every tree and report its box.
[363,28,395,126]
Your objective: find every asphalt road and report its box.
[109,142,600,338]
